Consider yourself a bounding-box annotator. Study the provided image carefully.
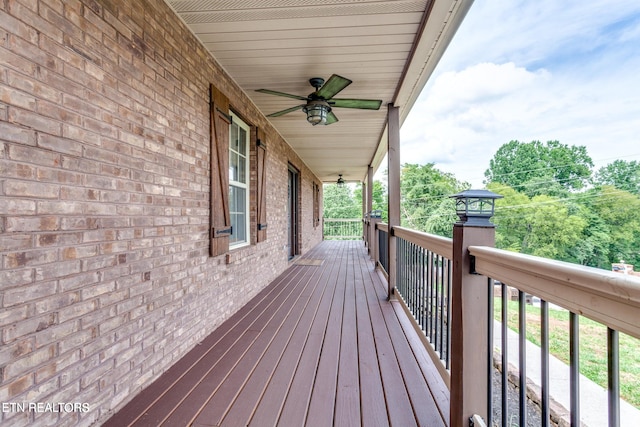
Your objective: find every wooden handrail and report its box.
[469,245,640,339]
[393,226,453,260]
[376,222,389,232]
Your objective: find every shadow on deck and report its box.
[104,240,449,427]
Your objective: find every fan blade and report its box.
[256,89,308,101]
[331,98,382,110]
[266,105,305,117]
[325,111,339,125]
[316,74,352,99]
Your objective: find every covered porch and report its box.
[105,240,448,427]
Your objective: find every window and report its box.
[229,112,250,247]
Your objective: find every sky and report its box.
[396,0,640,188]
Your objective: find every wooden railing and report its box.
[370,222,640,427]
[323,218,363,240]
[471,246,640,427]
[394,226,453,386]
[375,222,389,277]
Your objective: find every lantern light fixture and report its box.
[303,100,331,125]
[450,189,503,227]
[336,174,345,187]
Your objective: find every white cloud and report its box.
[398,0,640,187]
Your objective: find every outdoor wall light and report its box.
[336,174,345,187]
[370,209,382,219]
[450,189,503,226]
[303,100,331,125]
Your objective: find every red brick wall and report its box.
[0,0,323,425]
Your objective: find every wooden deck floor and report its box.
[104,240,449,427]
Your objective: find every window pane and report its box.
[229,185,247,245]
[239,128,247,155]
[236,187,246,212]
[235,213,246,242]
[230,212,239,244]
[239,156,246,183]
[229,185,236,212]
[230,152,238,182]
[231,123,239,152]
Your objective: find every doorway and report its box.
[287,164,299,260]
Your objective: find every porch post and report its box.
[450,222,495,427]
[366,165,374,254]
[362,180,367,242]
[387,103,400,299]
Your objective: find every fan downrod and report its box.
[309,77,325,91]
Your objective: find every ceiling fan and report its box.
[256,74,382,126]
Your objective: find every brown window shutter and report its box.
[210,84,231,257]
[256,130,268,242]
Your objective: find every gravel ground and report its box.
[491,366,544,427]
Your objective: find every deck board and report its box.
[354,245,390,427]
[169,264,320,426]
[275,246,342,426]
[334,246,361,427]
[135,266,313,426]
[104,240,449,427]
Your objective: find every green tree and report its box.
[400,163,469,235]
[423,197,458,238]
[523,194,587,260]
[586,185,640,267]
[354,180,388,222]
[594,160,640,195]
[484,140,593,196]
[564,199,611,267]
[488,182,533,252]
[490,182,590,263]
[323,183,361,218]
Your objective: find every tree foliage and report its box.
[594,160,640,195]
[487,143,640,268]
[585,186,640,267]
[321,140,640,270]
[484,140,594,196]
[354,180,388,222]
[323,183,361,218]
[400,163,469,235]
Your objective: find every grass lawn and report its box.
[494,298,640,409]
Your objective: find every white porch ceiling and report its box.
[166,0,473,183]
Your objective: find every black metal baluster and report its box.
[413,245,422,315]
[608,328,620,427]
[434,254,440,354]
[519,290,527,427]
[421,247,425,332]
[419,246,424,332]
[541,299,550,427]
[570,312,580,427]
[439,257,446,357]
[426,251,432,342]
[430,251,436,342]
[501,282,508,427]
[446,260,452,369]
[487,277,494,427]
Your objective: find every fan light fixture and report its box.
[303,100,331,126]
[256,74,382,126]
[337,174,345,187]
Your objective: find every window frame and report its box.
[229,111,251,249]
